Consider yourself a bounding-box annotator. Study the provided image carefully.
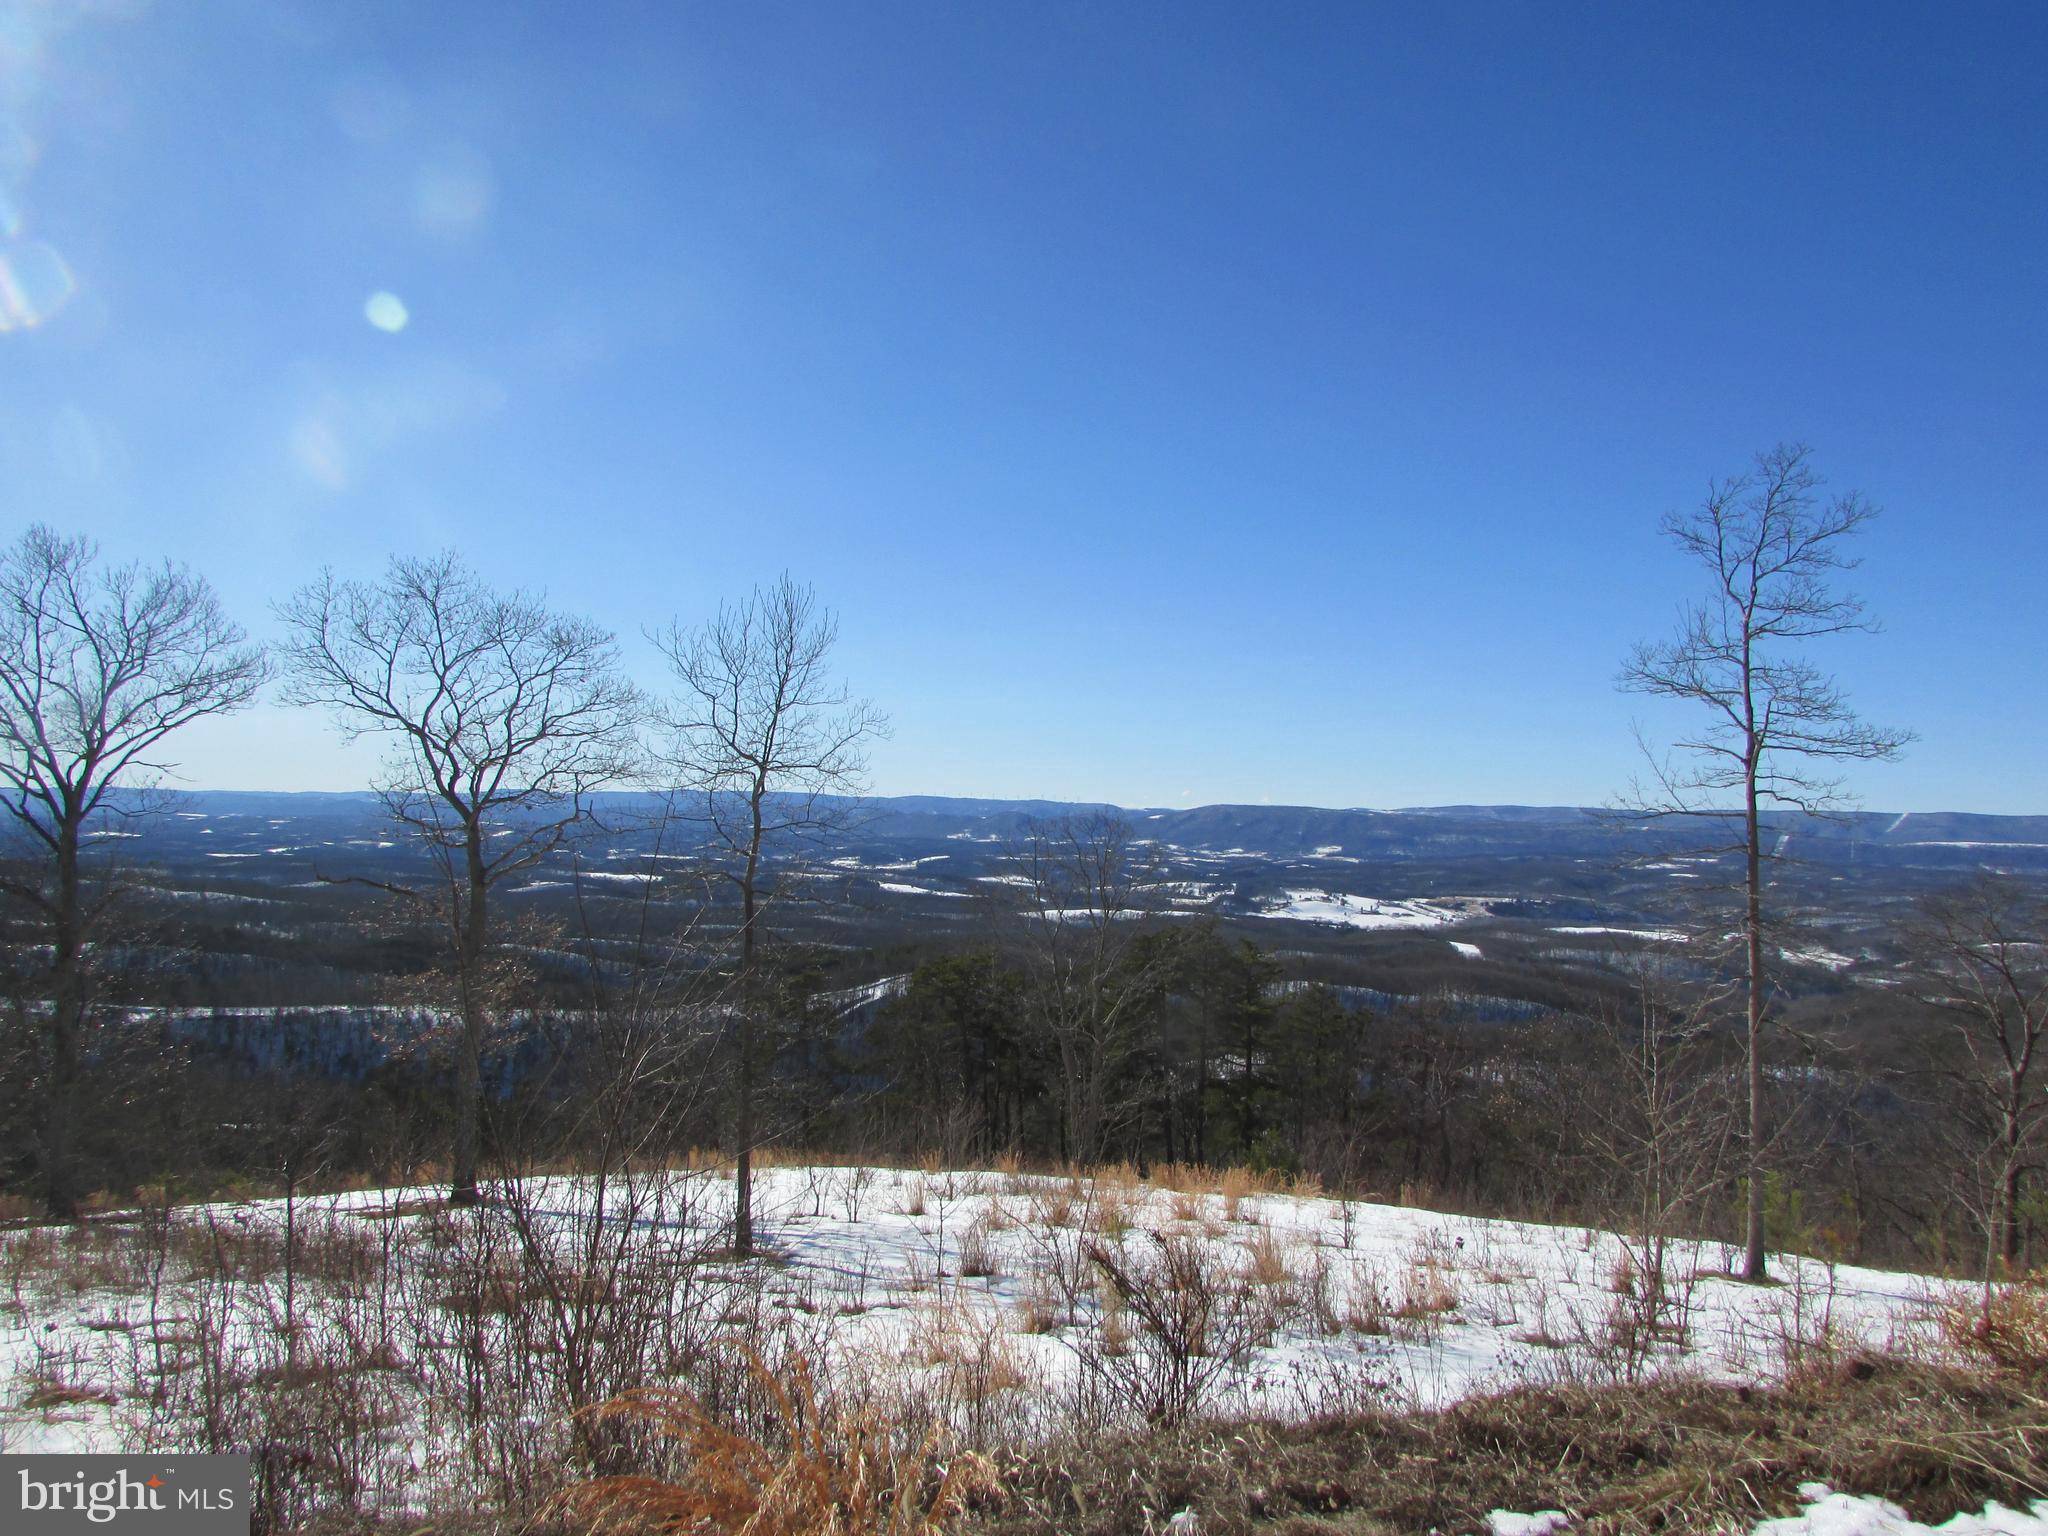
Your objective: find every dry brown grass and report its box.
[1242,1226,1293,1289]
[959,1356,2048,1536]
[956,1217,1001,1280]
[1028,1182,1078,1230]
[1217,1167,1261,1223]
[1012,1275,1063,1336]
[561,1357,986,1536]
[0,1191,42,1223]
[1092,1161,1142,1193]
[1149,1163,1207,1195]
[1942,1276,2048,1373]
[1085,1186,1136,1242]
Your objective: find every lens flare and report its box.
[363,290,409,332]
[0,239,75,331]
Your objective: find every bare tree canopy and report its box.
[651,573,888,1253]
[0,525,267,852]
[652,573,887,871]
[1901,878,2048,1283]
[277,551,642,1203]
[1621,444,1910,824]
[0,524,267,1215]
[1619,444,1910,1281]
[999,811,1167,1166]
[278,553,642,858]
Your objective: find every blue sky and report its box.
[3,1,2043,812]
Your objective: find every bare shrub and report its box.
[1081,1234,1270,1426]
[1394,1231,1462,1324]
[1343,1263,1393,1335]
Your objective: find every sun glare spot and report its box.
[0,185,21,240]
[363,290,409,332]
[0,239,75,332]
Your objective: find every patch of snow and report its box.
[1552,925,1688,943]
[1489,1486,2048,1536]
[1250,890,1494,930]
[1780,945,1855,971]
[1904,841,2048,850]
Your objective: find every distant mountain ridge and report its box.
[110,790,2048,874]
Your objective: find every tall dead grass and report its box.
[561,1357,986,1536]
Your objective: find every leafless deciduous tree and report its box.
[1619,444,1910,1279]
[0,525,266,1215]
[1578,956,1739,1366]
[277,552,641,1205]
[1000,811,1165,1167]
[1901,878,2048,1287]
[651,574,887,1254]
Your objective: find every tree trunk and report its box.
[2002,1120,2023,1268]
[41,818,85,1219]
[734,831,759,1256]
[1743,765,1769,1281]
[451,823,488,1206]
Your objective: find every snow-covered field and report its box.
[1251,889,1498,929]
[1,1163,1962,1474]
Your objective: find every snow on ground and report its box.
[1,1165,1958,1463]
[1552,925,1689,943]
[1449,941,1485,960]
[1781,944,1857,971]
[1251,890,1496,930]
[1904,841,2048,851]
[1492,1486,2048,1536]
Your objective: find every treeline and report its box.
[6,446,2046,1289]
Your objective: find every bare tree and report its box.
[651,574,887,1254]
[1578,954,1739,1367]
[1000,811,1166,1167]
[1619,444,1910,1279]
[1901,878,2048,1288]
[0,525,266,1215]
[277,553,641,1205]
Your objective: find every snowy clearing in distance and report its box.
[1552,925,1690,943]
[1250,890,1496,929]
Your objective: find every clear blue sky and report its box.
[4,1,2043,812]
